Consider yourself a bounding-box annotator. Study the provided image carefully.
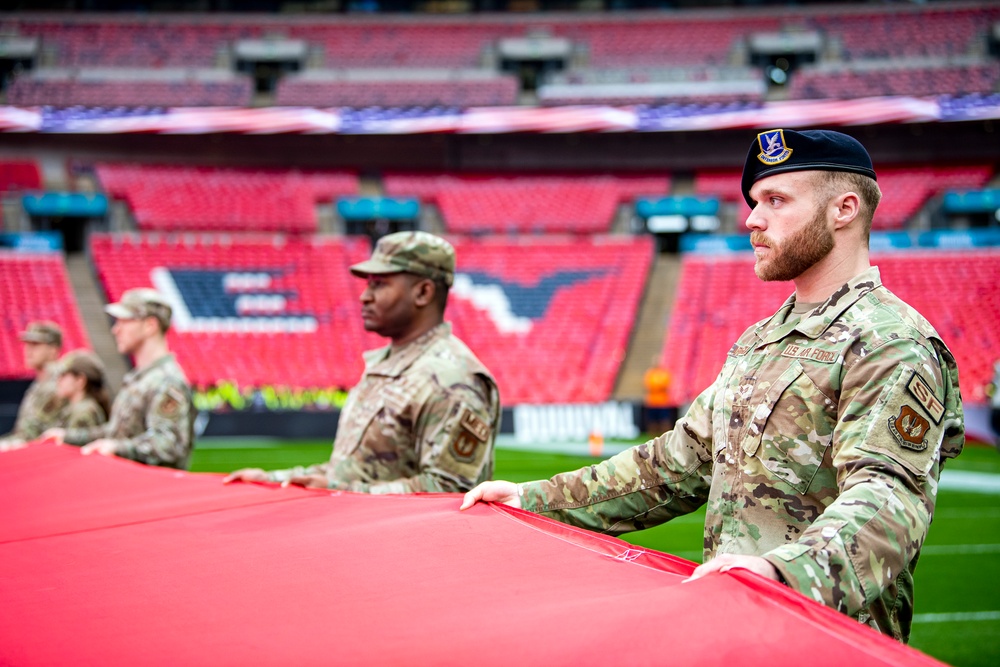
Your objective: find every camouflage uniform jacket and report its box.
[3,365,65,441]
[59,396,107,431]
[268,322,500,494]
[64,354,194,469]
[520,267,964,642]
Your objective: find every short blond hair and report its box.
[818,170,882,235]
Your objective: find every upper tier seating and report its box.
[275,71,519,108]
[7,71,253,108]
[5,6,995,69]
[88,233,652,405]
[787,62,1000,101]
[660,250,1000,406]
[5,5,999,109]
[0,252,91,379]
[812,6,999,60]
[383,173,670,234]
[94,164,359,233]
[694,164,994,231]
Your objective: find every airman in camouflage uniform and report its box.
[53,350,111,431]
[0,322,65,449]
[52,289,194,469]
[227,231,500,493]
[462,129,964,643]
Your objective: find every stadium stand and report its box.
[813,5,997,60]
[93,164,358,233]
[447,235,654,404]
[3,20,248,68]
[538,66,767,106]
[4,4,1000,108]
[873,165,995,231]
[383,172,669,234]
[0,160,42,193]
[660,250,1000,407]
[275,70,519,108]
[0,252,90,379]
[88,233,375,390]
[787,61,1000,101]
[87,233,652,405]
[7,69,254,108]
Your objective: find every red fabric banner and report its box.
[0,443,944,666]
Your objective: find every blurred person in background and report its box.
[0,321,66,450]
[54,350,111,431]
[225,231,500,494]
[462,129,964,643]
[45,288,194,469]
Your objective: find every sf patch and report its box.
[906,372,944,424]
[888,405,930,452]
[450,406,489,462]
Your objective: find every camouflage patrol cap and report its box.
[56,350,107,385]
[105,288,173,330]
[741,129,877,207]
[350,231,455,287]
[19,321,63,348]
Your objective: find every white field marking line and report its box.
[939,469,1000,494]
[920,543,1000,555]
[912,611,1000,624]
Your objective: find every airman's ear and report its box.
[412,277,436,308]
[833,191,861,230]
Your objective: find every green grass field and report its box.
[191,440,1000,667]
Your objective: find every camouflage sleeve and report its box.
[115,380,194,469]
[518,382,717,535]
[763,337,964,619]
[60,401,106,431]
[63,422,112,446]
[329,375,498,494]
[11,384,65,441]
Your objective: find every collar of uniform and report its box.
[758,266,883,343]
[121,352,177,385]
[362,322,451,378]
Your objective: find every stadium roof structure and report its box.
[0,442,945,666]
[1,94,999,135]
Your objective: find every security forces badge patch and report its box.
[889,405,930,452]
[757,129,793,166]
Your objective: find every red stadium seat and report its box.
[661,250,1000,406]
[0,252,91,379]
[94,164,358,234]
[384,173,669,234]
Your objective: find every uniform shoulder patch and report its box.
[906,372,944,424]
[459,406,490,442]
[888,405,930,452]
[450,406,490,463]
[157,387,186,418]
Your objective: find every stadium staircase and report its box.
[613,253,682,402]
[65,254,129,393]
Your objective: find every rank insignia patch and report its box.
[757,129,793,166]
[888,405,930,452]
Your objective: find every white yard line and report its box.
[912,611,1000,624]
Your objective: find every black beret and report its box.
[741,129,877,207]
